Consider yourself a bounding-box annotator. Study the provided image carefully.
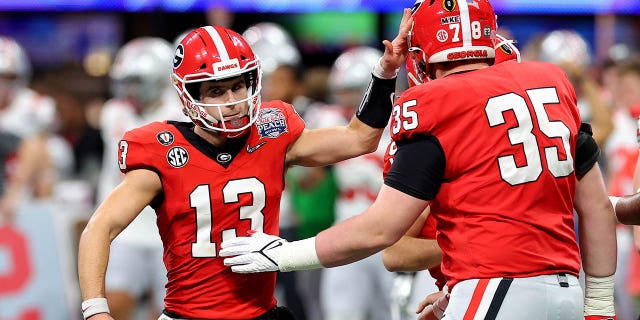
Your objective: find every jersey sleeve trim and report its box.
[575,122,600,177]
[384,134,445,200]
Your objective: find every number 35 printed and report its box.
[391,100,419,135]
[390,88,573,187]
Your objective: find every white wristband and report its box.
[373,57,399,79]
[278,237,322,272]
[584,274,615,316]
[81,297,110,319]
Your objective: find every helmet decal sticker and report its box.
[173,44,184,68]
[443,0,457,12]
[436,30,449,42]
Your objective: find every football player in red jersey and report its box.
[77,12,414,320]
[221,1,618,319]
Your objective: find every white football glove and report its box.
[220,232,287,273]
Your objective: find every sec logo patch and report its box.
[167,146,189,168]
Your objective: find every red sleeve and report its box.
[382,140,397,179]
[118,127,156,174]
[282,102,305,143]
[390,85,438,142]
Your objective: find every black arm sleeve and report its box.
[384,135,446,200]
[355,74,396,128]
[575,122,601,177]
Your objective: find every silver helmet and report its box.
[109,37,174,105]
[242,22,301,75]
[328,46,382,106]
[538,30,591,68]
[0,36,31,84]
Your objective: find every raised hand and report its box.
[379,8,414,75]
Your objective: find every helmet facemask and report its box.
[174,64,262,138]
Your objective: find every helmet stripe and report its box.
[459,0,472,47]
[203,26,230,61]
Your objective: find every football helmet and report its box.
[494,34,521,64]
[538,30,591,68]
[408,0,497,81]
[328,46,382,107]
[0,36,31,84]
[242,22,301,75]
[172,26,261,136]
[110,37,173,107]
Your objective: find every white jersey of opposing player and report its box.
[0,86,55,138]
[334,133,389,221]
[97,88,187,246]
[1,86,74,203]
[303,104,389,221]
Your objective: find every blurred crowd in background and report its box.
[1,2,640,320]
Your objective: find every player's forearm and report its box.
[575,167,617,277]
[77,218,113,300]
[315,212,399,267]
[611,193,640,225]
[382,236,441,272]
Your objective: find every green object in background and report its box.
[287,166,338,239]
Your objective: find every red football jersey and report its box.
[118,101,304,319]
[390,61,582,287]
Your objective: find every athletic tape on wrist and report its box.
[278,237,322,272]
[373,57,400,79]
[584,274,615,316]
[81,297,110,319]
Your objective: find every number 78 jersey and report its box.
[389,60,583,285]
[117,101,304,319]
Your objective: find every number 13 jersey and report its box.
[118,101,304,319]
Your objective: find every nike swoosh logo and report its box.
[246,141,267,153]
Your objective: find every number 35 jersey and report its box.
[389,61,582,286]
[118,101,304,319]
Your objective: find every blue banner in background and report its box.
[0,0,638,14]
